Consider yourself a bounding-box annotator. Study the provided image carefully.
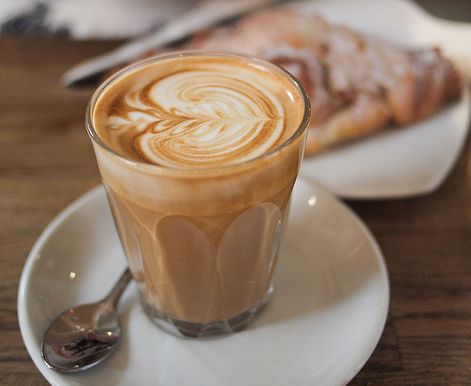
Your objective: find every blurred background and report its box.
[1,0,470,40]
[414,0,470,21]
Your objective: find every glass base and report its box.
[141,287,273,338]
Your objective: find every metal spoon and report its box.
[41,268,133,373]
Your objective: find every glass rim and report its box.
[86,50,311,176]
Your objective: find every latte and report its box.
[87,53,309,337]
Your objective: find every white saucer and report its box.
[18,178,389,386]
[296,0,471,199]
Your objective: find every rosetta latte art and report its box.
[107,71,287,168]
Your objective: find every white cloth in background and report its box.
[0,0,202,39]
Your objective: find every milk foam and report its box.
[94,55,304,168]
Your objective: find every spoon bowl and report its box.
[41,268,132,373]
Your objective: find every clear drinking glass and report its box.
[86,52,310,337]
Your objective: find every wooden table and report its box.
[1,37,471,385]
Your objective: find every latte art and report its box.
[109,71,286,167]
[94,55,305,168]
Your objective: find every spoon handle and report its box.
[103,268,133,308]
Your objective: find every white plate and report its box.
[18,178,389,386]
[296,0,471,199]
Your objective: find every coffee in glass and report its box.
[87,52,310,337]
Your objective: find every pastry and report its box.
[121,7,463,155]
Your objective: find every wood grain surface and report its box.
[1,37,471,386]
